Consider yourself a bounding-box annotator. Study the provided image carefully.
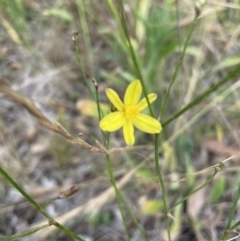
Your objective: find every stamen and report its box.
[125,106,139,119]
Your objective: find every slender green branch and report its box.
[221,184,240,240]
[105,0,126,42]
[106,155,149,241]
[107,158,155,240]
[92,78,108,147]
[76,0,94,76]
[92,79,102,120]
[0,224,49,241]
[106,154,131,241]
[72,33,95,100]
[41,197,58,207]
[117,191,149,241]
[117,0,154,117]
[159,17,198,119]
[54,222,85,241]
[169,170,218,213]
[0,166,85,241]
[99,2,152,239]
[162,64,240,128]
[229,220,240,231]
[96,86,147,239]
[155,133,171,241]
[154,13,199,241]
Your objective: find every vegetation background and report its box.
[0,0,240,240]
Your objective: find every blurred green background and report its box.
[0,0,240,240]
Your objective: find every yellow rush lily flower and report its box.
[99,79,162,146]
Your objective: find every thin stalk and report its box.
[117,0,154,117]
[169,170,218,213]
[159,17,198,119]
[97,93,148,239]
[106,154,131,241]
[41,197,58,207]
[105,0,126,42]
[74,33,129,237]
[76,0,94,76]
[162,64,240,128]
[154,13,198,241]
[96,94,147,239]
[93,79,108,148]
[0,166,85,241]
[73,35,95,100]
[106,154,149,241]
[92,79,102,120]
[0,224,49,241]
[221,184,240,240]
[155,133,171,241]
[93,78,130,239]
[118,191,149,241]
[229,220,240,231]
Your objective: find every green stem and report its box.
[97,88,147,239]
[159,17,198,119]
[118,192,149,241]
[105,0,126,42]
[155,133,171,241]
[106,154,149,241]
[169,170,218,213]
[0,224,49,241]
[106,154,131,241]
[0,166,85,241]
[76,0,94,76]
[117,0,154,117]
[221,183,240,240]
[41,197,58,208]
[73,37,95,100]
[162,64,240,128]
[229,220,240,231]
[93,79,108,148]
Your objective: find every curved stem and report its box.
[117,0,154,117]
[0,224,49,241]
[106,154,149,241]
[0,166,85,241]
[159,17,198,119]
[73,36,95,100]
[221,183,240,240]
[106,154,131,240]
[169,170,217,213]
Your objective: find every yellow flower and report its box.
[99,79,162,146]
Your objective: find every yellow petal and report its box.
[137,93,157,112]
[124,79,142,106]
[99,112,125,132]
[123,121,135,146]
[106,88,124,111]
[132,113,162,133]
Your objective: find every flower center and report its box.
[125,106,139,119]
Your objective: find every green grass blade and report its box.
[0,166,86,241]
[117,0,153,117]
[0,224,49,241]
[169,170,218,213]
[162,64,240,128]
[159,17,198,119]
[221,184,240,240]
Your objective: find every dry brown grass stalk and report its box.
[0,80,107,154]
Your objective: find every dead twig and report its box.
[0,80,107,154]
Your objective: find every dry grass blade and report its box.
[165,152,240,186]
[0,80,107,154]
